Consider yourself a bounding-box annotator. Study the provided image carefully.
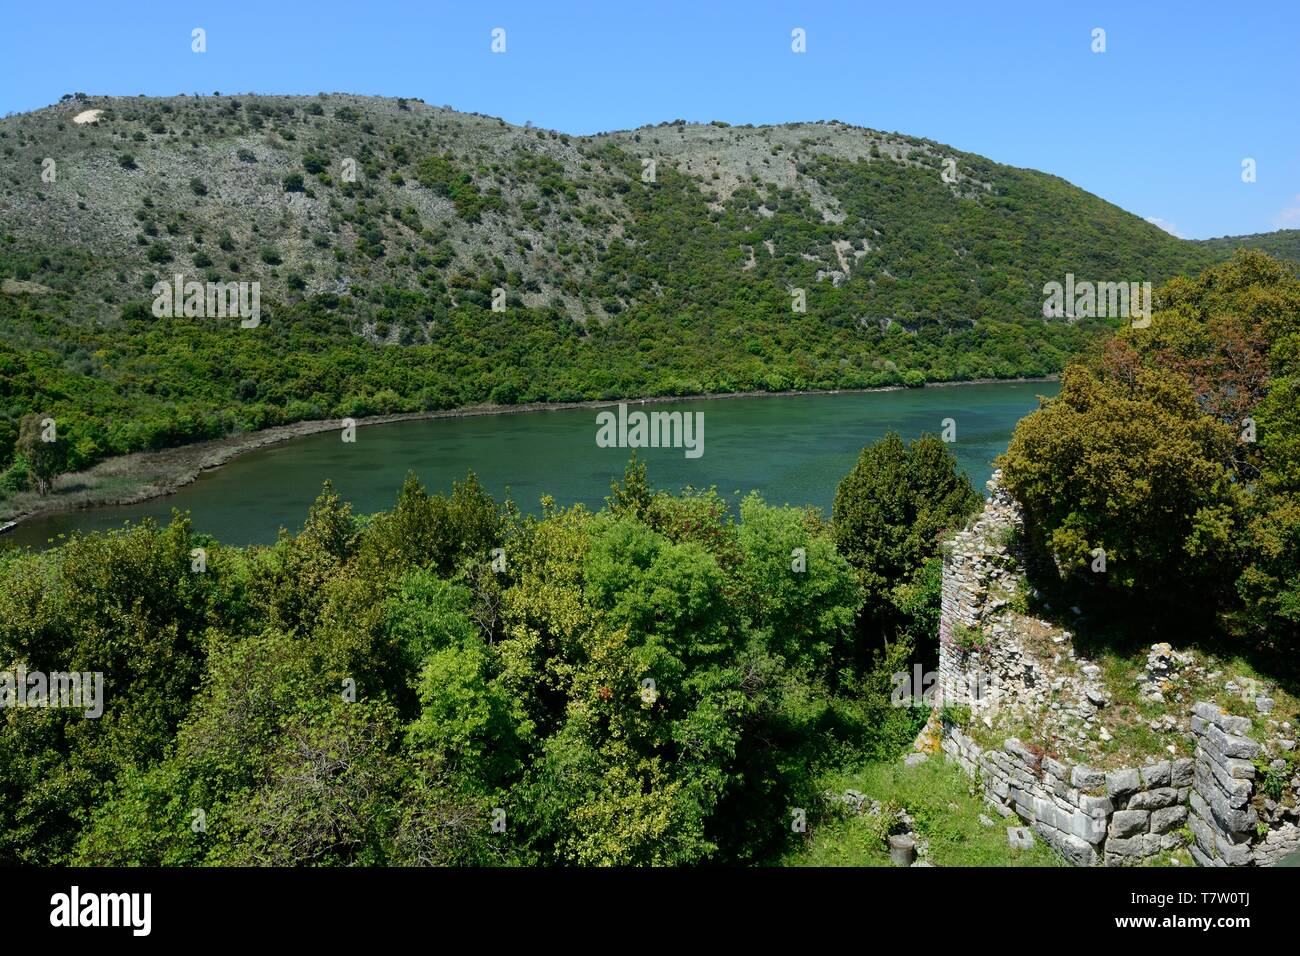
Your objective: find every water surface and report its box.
[5,382,1057,549]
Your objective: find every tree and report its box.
[832,431,980,643]
[734,494,859,671]
[15,413,67,494]
[999,364,1240,617]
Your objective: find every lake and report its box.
[4,381,1057,550]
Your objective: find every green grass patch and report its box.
[783,758,1064,867]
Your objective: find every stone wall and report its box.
[936,473,1044,726]
[942,725,1191,866]
[933,473,1295,866]
[1189,701,1300,866]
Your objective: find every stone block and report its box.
[1189,789,1211,824]
[1043,756,1070,780]
[1196,771,1258,835]
[1159,831,1188,851]
[1007,826,1035,850]
[1011,767,1037,787]
[1004,738,1041,769]
[1191,701,1220,724]
[1110,809,1150,839]
[1071,765,1106,791]
[1224,757,1256,780]
[1070,809,1108,845]
[1150,805,1189,834]
[1214,833,1252,866]
[1192,701,1251,736]
[1105,834,1157,865]
[1105,768,1141,798]
[1139,761,1171,788]
[1050,830,1099,867]
[1196,760,1253,807]
[1207,723,1261,761]
[1078,793,1114,816]
[1128,787,1180,810]
[1030,793,1072,833]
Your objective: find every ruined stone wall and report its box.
[934,473,1294,866]
[942,725,1192,866]
[1189,702,1300,866]
[936,472,1037,715]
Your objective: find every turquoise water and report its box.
[4,382,1056,549]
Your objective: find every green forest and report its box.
[0,441,974,865]
[3,251,1297,866]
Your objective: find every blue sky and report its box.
[2,0,1296,240]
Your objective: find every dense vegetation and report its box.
[0,443,978,866]
[2,94,1290,502]
[4,92,1300,866]
[1001,250,1300,657]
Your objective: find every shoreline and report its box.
[0,376,1057,532]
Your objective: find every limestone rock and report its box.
[1007,826,1035,850]
[1110,809,1150,839]
[1105,768,1140,798]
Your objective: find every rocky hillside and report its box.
[1,92,1265,327]
[1,93,1296,482]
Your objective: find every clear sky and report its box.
[2,0,1296,240]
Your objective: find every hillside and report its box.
[0,93,1291,485]
[1197,228,1300,263]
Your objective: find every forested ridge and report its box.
[3,94,1295,498]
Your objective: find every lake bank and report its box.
[0,377,1057,541]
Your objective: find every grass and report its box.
[783,758,1064,867]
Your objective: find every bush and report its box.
[1000,364,1239,615]
[833,432,980,642]
[0,453,31,496]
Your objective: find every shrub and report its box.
[999,364,1239,612]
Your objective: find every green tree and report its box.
[15,413,67,494]
[999,364,1240,617]
[832,431,980,643]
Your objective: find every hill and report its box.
[0,93,1292,485]
[1196,228,1300,262]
